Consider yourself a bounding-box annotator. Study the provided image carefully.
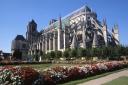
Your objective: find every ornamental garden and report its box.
[0,45,128,85]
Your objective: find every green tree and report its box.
[56,51,62,58]
[35,49,39,61]
[94,48,100,57]
[12,49,22,60]
[70,48,77,58]
[46,52,51,59]
[39,51,45,60]
[50,51,56,59]
[77,48,87,57]
[63,49,70,58]
[119,46,128,56]
[125,47,128,56]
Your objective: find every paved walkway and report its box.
[78,69,128,85]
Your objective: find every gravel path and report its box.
[78,69,128,85]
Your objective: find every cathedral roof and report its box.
[15,35,26,41]
[41,5,91,32]
[84,5,91,12]
[28,19,37,26]
[0,50,2,54]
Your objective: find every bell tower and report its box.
[26,19,37,44]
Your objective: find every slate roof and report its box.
[15,35,26,41]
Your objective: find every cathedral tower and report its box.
[26,19,38,44]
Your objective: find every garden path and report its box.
[78,69,128,85]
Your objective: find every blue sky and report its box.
[0,0,128,52]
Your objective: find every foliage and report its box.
[50,51,56,59]
[31,45,128,60]
[12,49,22,60]
[46,52,51,59]
[77,48,87,57]
[70,48,77,58]
[55,51,62,58]
[63,49,70,58]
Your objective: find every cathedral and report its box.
[12,6,119,59]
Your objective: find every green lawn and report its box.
[19,64,52,70]
[59,68,128,85]
[102,76,128,85]
[13,63,78,71]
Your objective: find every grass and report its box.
[59,68,128,85]
[102,76,128,85]
[17,64,53,70]
[12,63,78,71]
[2,63,128,85]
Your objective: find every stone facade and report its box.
[13,6,120,57]
[11,35,28,60]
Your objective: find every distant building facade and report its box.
[12,6,120,59]
[11,35,28,60]
[0,50,11,61]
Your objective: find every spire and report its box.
[114,24,119,30]
[103,18,107,26]
[112,24,119,34]
[31,19,35,22]
[58,16,62,30]
[29,19,36,25]
[112,28,114,33]
[84,5,91,12]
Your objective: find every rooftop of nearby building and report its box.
[15,35,26,41]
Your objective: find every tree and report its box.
[63,49,70,58]
[125,47,128,56]
[50,51,56,59]
[86,48,91,58]
[92,48,96,57]
[34,49,39,61]
[102,47,109,59]
[70,48,77,58]
[77,48,87,57]
[119,46,128,56]
[12,49,22,60]
[46,52,51,59]
[39,51,45,59]
[56,51,62,58]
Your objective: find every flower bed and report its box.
[0,66,44,85]
[0,61,128,85]
[42,61,128,85]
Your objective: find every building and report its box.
[0,50,11,61]
[12,5,120,59]
[11,35,28,60]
